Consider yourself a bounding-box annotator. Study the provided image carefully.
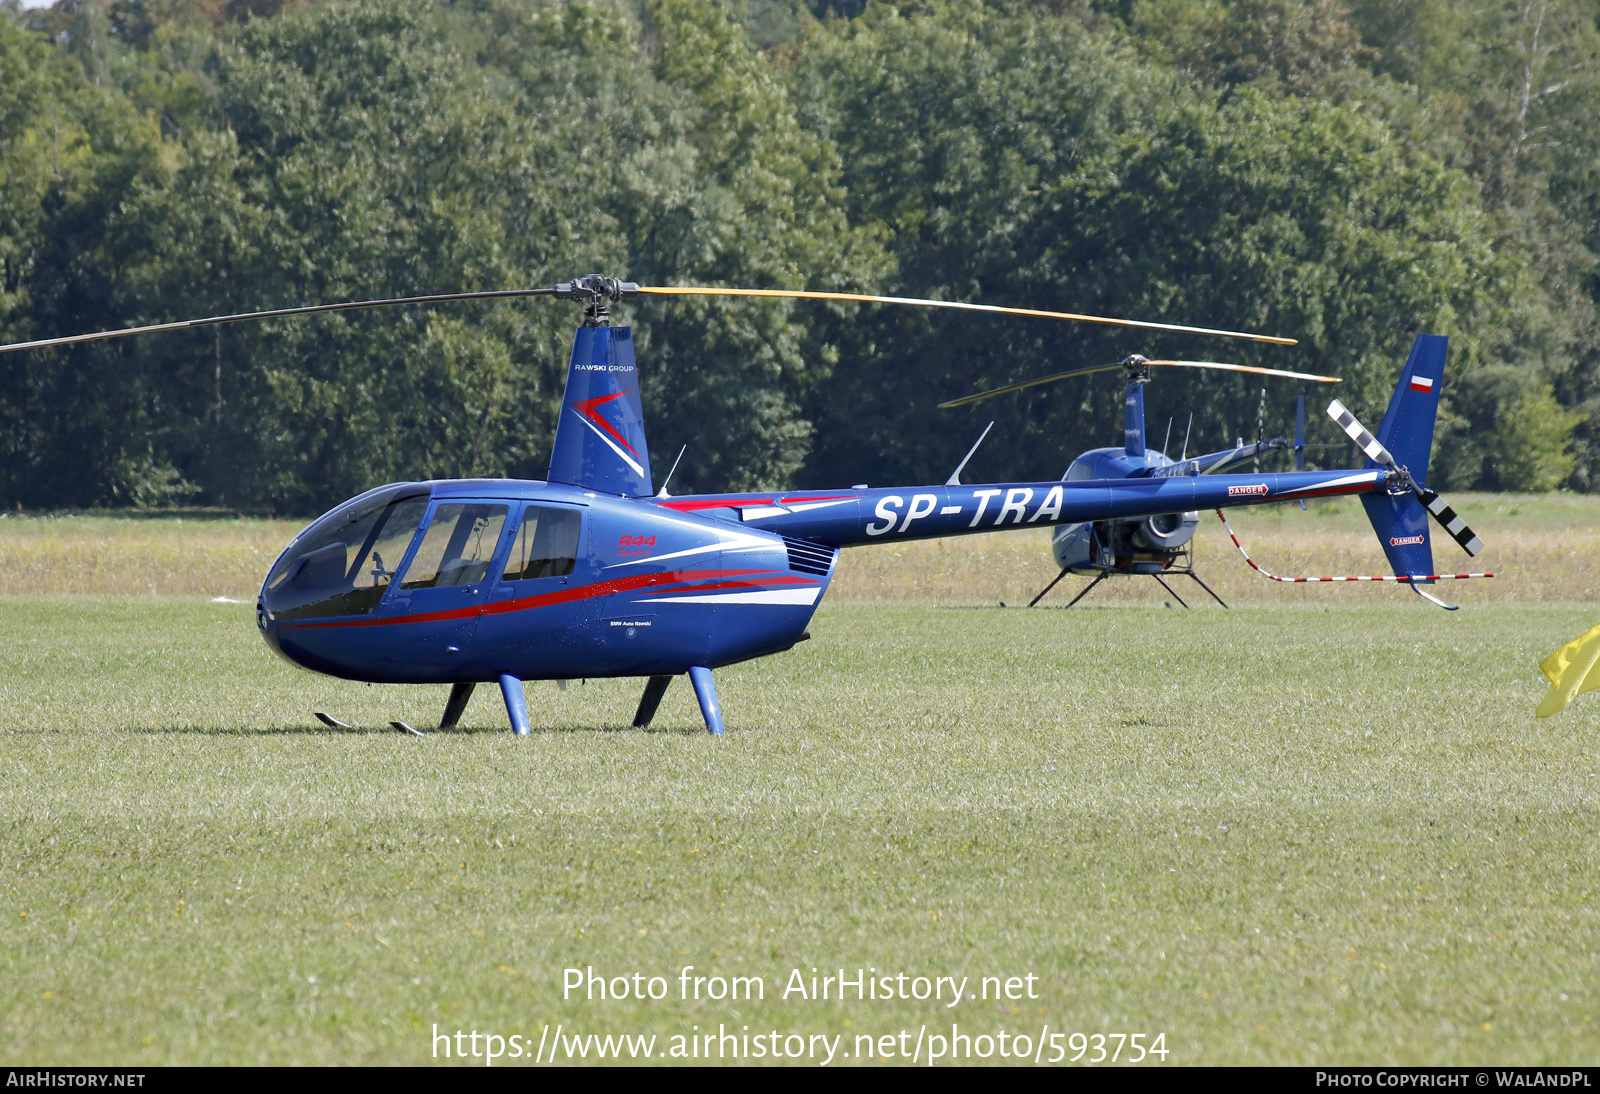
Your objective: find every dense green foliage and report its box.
[1,0,1597,511]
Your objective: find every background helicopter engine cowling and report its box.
[1050,513,1197,576]
[1048,446,1198,575]
[1135,510,1199,550]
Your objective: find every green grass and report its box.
[2,596,1597,1065]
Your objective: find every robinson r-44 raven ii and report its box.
[0,276,1488,736]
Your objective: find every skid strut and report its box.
[632,675,672,728]
[499,674,530,736]
[441,682,476,729]
[688,667,724,735]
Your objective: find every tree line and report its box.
[1,0,1596,513]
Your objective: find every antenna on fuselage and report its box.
[656,445,688,498]
[946,422,995,486]
[1179,413,1194,461]
[1162,417,1173,458]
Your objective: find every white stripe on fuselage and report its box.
[1283,471,1380,492]
[642,588,822,606]
[602,518,776,570]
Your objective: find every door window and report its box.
[501,505,583,581]
[400,503,510,589]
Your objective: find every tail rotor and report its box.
[1327,399,1484,557]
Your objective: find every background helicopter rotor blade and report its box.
[1147,360,1341,383]
[636,286,1298,345]
[1328,398,1484,556]
[937,361,1126,408]
[937,359,1340,409]
[0,287,559,356]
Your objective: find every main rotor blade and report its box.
[0,287,558,356]
[938,359,1340,409]
[638,286,1297,345]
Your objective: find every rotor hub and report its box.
[554,274,641,326]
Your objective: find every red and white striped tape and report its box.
[1214,511,1494,583]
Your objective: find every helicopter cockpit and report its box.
[260,482,594,626]
[261,483,429,620]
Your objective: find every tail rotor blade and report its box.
[1417,486,1486,557]
[1327,399,1396,468]
[1328,399,1484,556]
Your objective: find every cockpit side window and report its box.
[501,505,582,581]
[400,503,510,589]
[263,489,428,619]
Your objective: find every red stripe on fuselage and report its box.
[655,498,770,512]
[654,494,857,513]
[278,568,786,630]
[1271,482,1375,502]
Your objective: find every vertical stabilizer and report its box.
[1361,491,1435,579]
[1357,334,1447,580]
[547,325,654,497]
[1365,334,1445,483]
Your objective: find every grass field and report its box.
[2,495,1598,1066]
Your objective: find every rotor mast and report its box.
[1122,354,1150,458]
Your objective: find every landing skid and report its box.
[315,669,726,738]
[1029,564,1228,610]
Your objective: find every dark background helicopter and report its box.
[936,354,1348,608]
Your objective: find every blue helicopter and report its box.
[937,354,1345,609]
[0,275,1484,736]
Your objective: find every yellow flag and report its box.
[1535,620,1600,717]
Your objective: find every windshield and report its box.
[262,485,429,619]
